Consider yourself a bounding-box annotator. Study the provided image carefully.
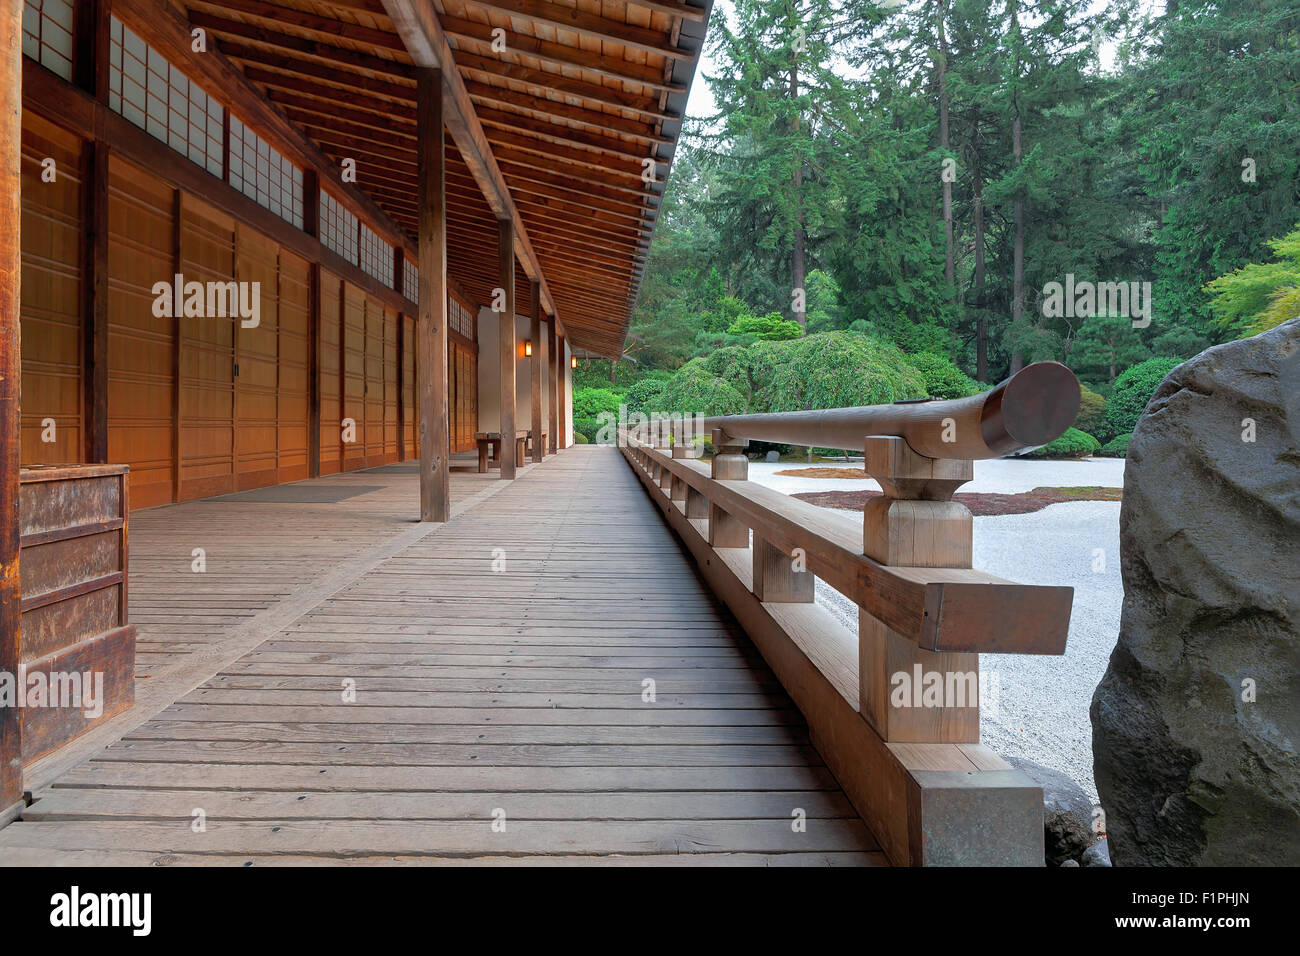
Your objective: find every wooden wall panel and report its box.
[234,227,279,491]
[107,156,174,509]
[402,314,416,459]
[178,193,235,501]
[341,283,366,471]
[384,306,398,462]
[363,296,385,468]
[277,249,310,483]
[19,113,83,466]
[450,340,478,453]
[318,271,341,476]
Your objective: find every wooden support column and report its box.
[169,190,182,503]
[393,244,405,463]
[547,315,558,453]
[77,0,111,465]
[75,0,113,101]
[81,141,109,464]
[708,431,750,548]
[497,219,517,479]
[556,333,566,449]
[2,0,26,818]
[416,68,450,521]
[529,280,542,462]
[859,436,979,742]
[304,169,321,478]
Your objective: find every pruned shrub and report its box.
[1099,433,1132,458]
[1101,357,1182,439]
[1025,426,1102,459]
[906,352,983,400]
[1074,383,1108,435]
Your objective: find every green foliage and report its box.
[1102,357,1183,439]
[1074,384,1108,435]
[906,352,983,400]
[757,332,927,412]
[1116,1,1300,344]
[725,312,804,343]
[572,386,623,423]
[654,331,927,421]
[570,361,617,392]
[657,360,748,417]
[1069,314,1150,386]
[1099,433,1132,458]
[574,433,589,445]
[571,386,624,446]
[1024,426,1101,459]
[1205,226,1300,336]
[622,376,669,415]
[612,0,1299,409]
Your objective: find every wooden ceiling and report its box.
[172,0,711,356]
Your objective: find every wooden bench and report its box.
[475,431,530,473]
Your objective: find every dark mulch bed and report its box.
[792,486,1122,517]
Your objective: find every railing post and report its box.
[654,420,672,490]
[707,430,750,548]
[669,441,691,501]
[752,536,814,602]
[859,436,979,742]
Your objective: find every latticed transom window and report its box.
[108,17,224,177]
[359,224,394,289]
[320,190,359,266]
[229,117,303,229]
[449,296,475,341]
[403,259,419,305]
[22,0,74,82]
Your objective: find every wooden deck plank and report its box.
[0,847,887,867]
[1,447,883,864]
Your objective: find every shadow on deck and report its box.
[0,447,885,865]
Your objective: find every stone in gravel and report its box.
[1082,840,1112,867]
[1060,859,1080,867]
[1091,318,1300,866]
[1008,756,1098,866]
[765,450,780,462]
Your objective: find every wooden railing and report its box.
[620,363,1081,866]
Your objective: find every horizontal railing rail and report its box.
[647,361,1081,460]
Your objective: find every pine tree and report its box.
[704,0,849,325]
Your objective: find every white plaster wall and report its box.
[476,304,572,446]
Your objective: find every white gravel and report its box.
[752,458,1126,801]
[748,455,1126,496]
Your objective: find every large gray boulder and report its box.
[1091,318,1300,865]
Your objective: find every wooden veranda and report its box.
[0,447,884,865]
